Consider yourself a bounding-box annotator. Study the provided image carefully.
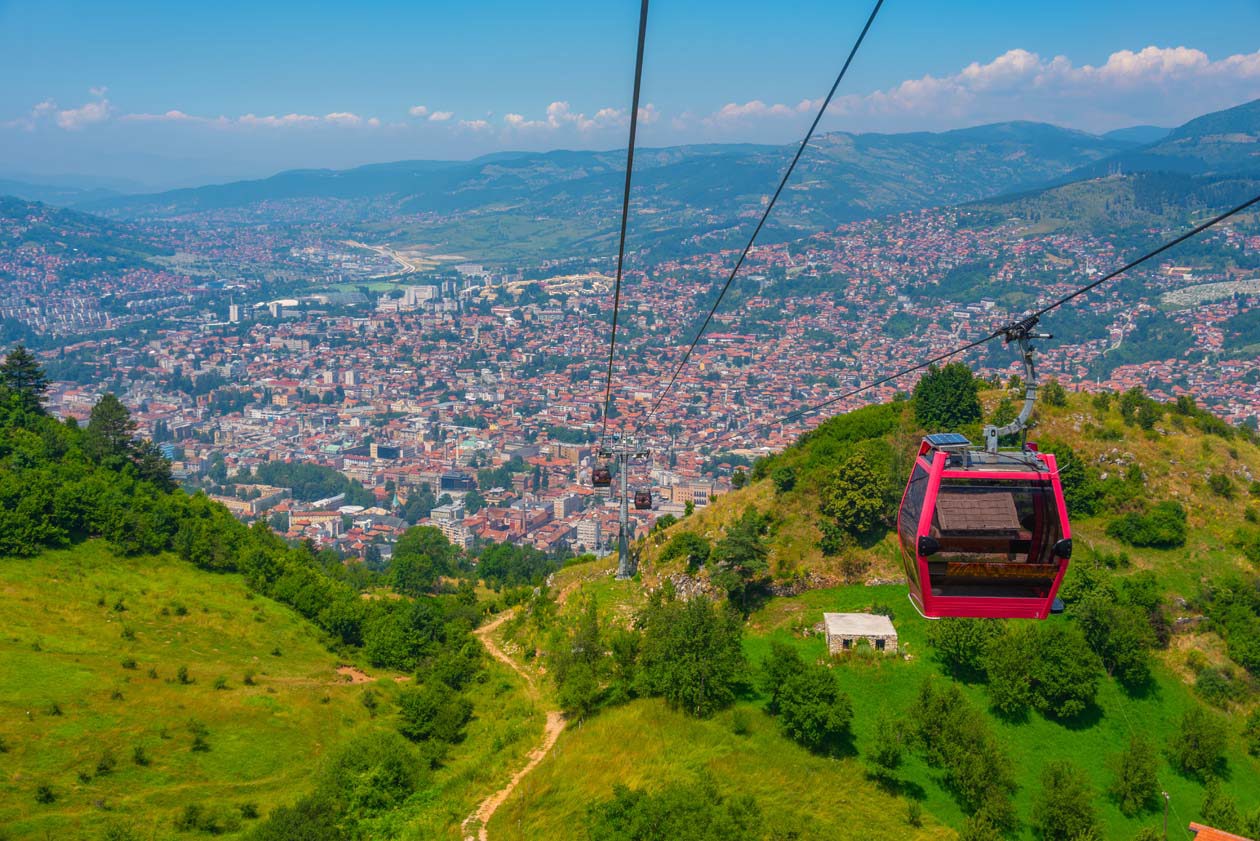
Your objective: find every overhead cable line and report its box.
[633,0,885,438]
[599,0,651,446]
[706,190,1260,448]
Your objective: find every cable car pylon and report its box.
[598,435,650,579]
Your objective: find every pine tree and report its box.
[0,344,50,413]
[84,394,138,465]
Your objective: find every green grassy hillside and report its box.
[488,385,1260,840]
[0,542,555,841]
[0,542,375,837]
[641,387,1260,597]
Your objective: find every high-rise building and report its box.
[576,519,602,551]
[228,300,241,323]
[553,493,582,519]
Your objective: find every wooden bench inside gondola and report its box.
[930,491,1031,556]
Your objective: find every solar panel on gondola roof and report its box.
[925,433,971,448]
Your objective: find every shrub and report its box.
[1200,781,1245,836]
[213,675,229,690]
[907,678,1015,820]
[250,793,347,841]
[1031,760,1099,841]
[1242,708,1260,757]
[985,623,1102,719]
[1042,379,1067,407]
[866,711,903,782]
[397,682,472,745]
[1169,706,1227,778]
[238,802,259,820]
[188,720,211,753]
[1209,473,1235,499]
[1107,501,1188,549]
[775,664,854,754]
[1072,591,1155,686]
[729,708,751,736]
[586,776,763,840]
[132,745,149,766]
[927,617,1002,679]
[913,362,981,430]
[636,590,745,717]
[321,730,425,814]
[120,657,137,670]
[1195,665,1244,708]
[1109,734,1159,816]
[96,750,116,776]
[771,465,796,493]
[34,784,55,804]
[176,665,192,685]
[659,532,711,570]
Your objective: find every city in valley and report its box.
[4,184,1259,565]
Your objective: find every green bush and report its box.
[396,682,472,746]
[1107,501,1188,549]
[1169,705,1227,778]
[1208,473,1235,499]
[1243,708,1260,757]
[1109,734,1159,816]
[659,532,711,570]
[771,465,796,493]
[907,678,1015,821]
[1031,759,1099,841]
[927,617,1003,679]
[586,776,762,840]
[636,589,745,718]
[913,362,981,431]
[774,663,854,755]
[985,622,1102,719]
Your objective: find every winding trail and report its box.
[461,577,588,841]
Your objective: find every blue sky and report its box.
[2,0,1259,188]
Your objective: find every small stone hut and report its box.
[823,612,898,655]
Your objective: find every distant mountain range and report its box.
[1066,98,1260,181]
[2,98,1258,264]
[0,178,123,207]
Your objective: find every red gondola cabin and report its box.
[634,490,652,510]
[592,467,612,488]
[897,433,1071,620]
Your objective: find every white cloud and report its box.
[56,97,112,130]
[237,112,320,128]
[458,119,490,131]
[706,99,798,125]
[501,100,627,133]
[89,85,109,97]
[700,46,1260,133]
[428,110,453,122]
[408,105,429,118]
[323,111,363,126]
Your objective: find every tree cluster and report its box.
[759,642,854,755]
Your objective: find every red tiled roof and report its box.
[1190,823,1257,841]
